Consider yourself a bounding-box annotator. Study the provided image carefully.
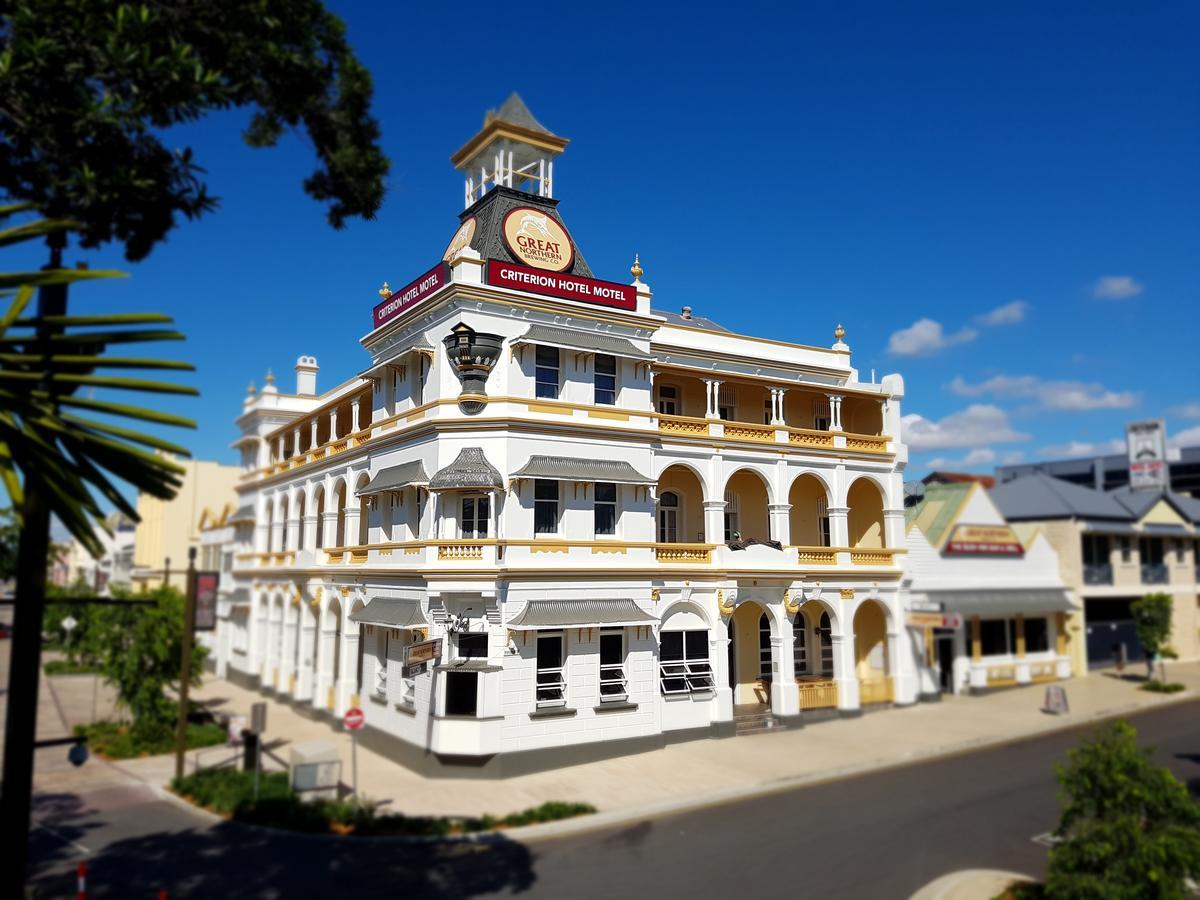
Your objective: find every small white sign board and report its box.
[61,615,78,632]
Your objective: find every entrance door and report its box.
[936,634,955,692]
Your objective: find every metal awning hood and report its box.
[358,460,430,497]
[507,599,657,630]
[513,324,652,361]
[934,589,1076,615]
[349,597,428,628]
[359,337,436,379]
[228,505,255,524]
[510,455,654,484]
[430,447,503,491]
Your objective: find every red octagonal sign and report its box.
[343,707,365,731]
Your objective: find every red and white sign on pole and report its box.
[343,707,365,731]
[344,706,364,800]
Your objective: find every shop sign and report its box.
[910,600,943,613]
[373,262,451,330]
[907,612,963,628]
[405,638,442,669]
[502,207,574,272]
[1127,419,1167,491]
[944,524,1023,556]
[443,217,477,261]
[487,260,636,311]
[193,571,219,631]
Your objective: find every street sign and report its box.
[403,660,429,679]
[61,616,78,633]
[405,638,442,669]
[343,707,365,731]
[193,571,219,631]
[1043,684,1069,716]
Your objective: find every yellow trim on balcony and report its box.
[797,677,838,709]
[655,543,713,563]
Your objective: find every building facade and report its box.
[213,96,916,775]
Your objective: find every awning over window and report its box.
[429,447,503,491]
[507,599,657,630]
[1079,520,1138,535]
[1140,523,1191,536]
[226,587,251,608]
[358,460,429,497]
[358,337,437,380]
[935,589,1076,616]
[509,455,654,485]
[349,597,428,629]
[512,324,652,361]
[228,505,255,524]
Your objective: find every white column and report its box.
[344,505,362,547]
[302,514,319,550]
[713,615,733,722]
[771,617,800,717]
[321,511,339,548]
[314,611,338,712]
[704,379,721,419]
[310,418,319,450]
[768,503,792,545]
[702,499,727,544]
[280,604,298,694]
[826,506,850,548]
[329,408,338,441]
[351,397,361,433]
[297,613,316,700]
[827,394,844,431]
[337,619,361,713]
[488,489,498,539]
[276,436,284,461]
[833,632,860,713]
[883,509,906,550]
[293,427,301,457]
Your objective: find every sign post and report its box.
[174,549,197,781]
[343,707,365,799]
[250,702,266,801]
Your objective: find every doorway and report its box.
[935,631,955,693]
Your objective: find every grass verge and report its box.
[75,720,227,759]
[171,768,595,836]
[44,659,101,676]
[1138,681,1185,694]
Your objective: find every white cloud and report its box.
[948,374,1139,411]
[1168,425,1200,448]
[976,300,1030,326]
[1170,402,1200,419]
[886,318,978,357]
[902,404,1031,451]
[1039,439,1126,458]
[1093,275,1144,300]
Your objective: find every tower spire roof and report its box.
[485,92,558,138]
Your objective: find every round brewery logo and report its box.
[502,207,574,272]
[442,217,477,261]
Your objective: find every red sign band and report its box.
[487,260,636,311]
[373,262,451,330]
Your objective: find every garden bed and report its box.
[75,719,227,759]
[1138,680,1185,694]
[171,768,595,837]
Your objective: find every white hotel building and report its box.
[215,96,917,775]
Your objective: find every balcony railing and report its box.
[1082,563,1113,585]
[849,548,897,567]
[796,677,838,709]
[795,546,837,565]
[655,544,713,564]
[1141,563,1168,585]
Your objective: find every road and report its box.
[26,699,1200,899]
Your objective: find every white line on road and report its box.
[33,822,90,856]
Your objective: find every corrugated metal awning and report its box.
[1079,520,1139,535]
[228,505,255,524]
[510,456,654,485]
[513,324,652,361]
[429,447,503,491]
[349,597,428,629]
[226,587,251,607]
[507,599,657,630]
[935,589,1076,616]
[358,460,429,497]
[358,337,436,380]
[1140,522,1192,535]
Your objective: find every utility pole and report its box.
[174,548,197,780]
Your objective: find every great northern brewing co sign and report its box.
[373,263,450,329]
[944,524,1024,556]
[502,207,574,272]
[487,260,636,311]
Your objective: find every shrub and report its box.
[79,719,225,759]
[43,659,100,676]
[1139,681,1186,694]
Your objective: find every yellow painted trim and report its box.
[971,615,982,662]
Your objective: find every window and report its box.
[717,385,736,421]
[659,631,714,695]
[444,671,477,716]
[535,346,560,399]
[758,613,772,681]
[1119,537,1132,563]
[375,628,390,697]
[764,397,773,425]
[793,614,809,676]
[657,491,679,543]
[812,397,830,431]
[980,619,1009,656]
[594,482,617,536]
[1082,534,1110,566]
[536,633,566,708]
[1025,617,1050,653]
[816,497,831,547]
[599,631,627,703]
[594,354,617,405]
[461,495,490,539]
[723,491,739,542]
[1139,537,1164,566]
[818,612,834,676]
[534,479,559,534]
[656,384,678,415]
[456,633,488,659]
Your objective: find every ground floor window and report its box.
[659,630,714,695]
[1025,617,1050,653]
[536,632,566,708]
[758,612,771,680]
[980,619,1010,656]
[599,630,627,702]
[793,614,808,677]
[444,671,477,716]
[818,612,834,676]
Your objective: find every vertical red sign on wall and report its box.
[372,263,450,329]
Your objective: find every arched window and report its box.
[296,495,306,551]
[758,612,771,681]
[658,491,679,543]
[816,497,830,547]
[793,611,809,676]
[314,490,325,549]
[723,491,740,542]
[818,612,834,677]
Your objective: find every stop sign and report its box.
[343,707,365,731]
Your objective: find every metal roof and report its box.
[1108,486,1200,524]
[349,597,428,629]
[358,460,430,497]
[906,482,975,547]
[510,456,654,485]
[989,473,1132,521]
[507,599,657,630]
[513,324,652,360]
[429,447,503,491]
[359,337,437,379]
[488,92,558,137]
[652,308,730,332]
[931,589,1076,616]
[228,505,255,524]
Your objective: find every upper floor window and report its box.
[658,491,679,543]
[817,497,831,547]
[594,354,617,405]
[461,495,489,539]
[456,633,488,659]
[763,396,773,425]
[812,397,830,431]
[723,491,739,542]
[594,482,617,536]
[534,479,559,534]
[656,384,678,416]
[535,346,560,399]
[717,385,736,421]
[1082,534,1110,566]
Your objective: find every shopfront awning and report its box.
[512,324,653,361]
[429,447,503,491]
[357,460,430,497]
[507,599,657,630]
[349,597,428,629]
[509,456,654,485]
[1079,520,1138,535]
[936,589,1076,616]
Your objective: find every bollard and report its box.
[158,889,168,899]
[76,860,87,900]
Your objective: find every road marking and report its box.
[33,822,90,856]
[1031,831,1062,848]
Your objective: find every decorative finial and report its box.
[630,253,644,282]
[265,368,275,386]
[378,281,391,299]
[247,381,256,395]
[835,323,845,342]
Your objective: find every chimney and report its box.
[680,305,693,320]
[295,355,318,396]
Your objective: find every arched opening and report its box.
[847,478,886,548]
[313,487,325,549]
[853,600,892,704]
[723,469,769,542]
[296,493,306,551]
[334,481,347,547]
[841,396,883,435]
[356,474,370,546]
[729,601,771,707]
[264,502,274,553]
[789,474,831,547]
[656,465,705,544]
[794,602,838,709]
[277,496,289,551]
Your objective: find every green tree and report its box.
[1042,721,1200,899]
[1131,593,1173,682]
[0,506,17,580]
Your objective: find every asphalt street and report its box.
[26,699,1200,899]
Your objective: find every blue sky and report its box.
[11,2,1199,489]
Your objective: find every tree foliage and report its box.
[1043,721,1200,899]
[1131,593,1174,681]
[0,0,390,261]
[0,506,17,579]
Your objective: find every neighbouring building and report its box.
[196,501,256,675]
[904,481,1074,694]
[212,95,914,775]
[130,456,240,591]
[996,439,1200,497]
[990,474,1200,668]
[51,512,137,592]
